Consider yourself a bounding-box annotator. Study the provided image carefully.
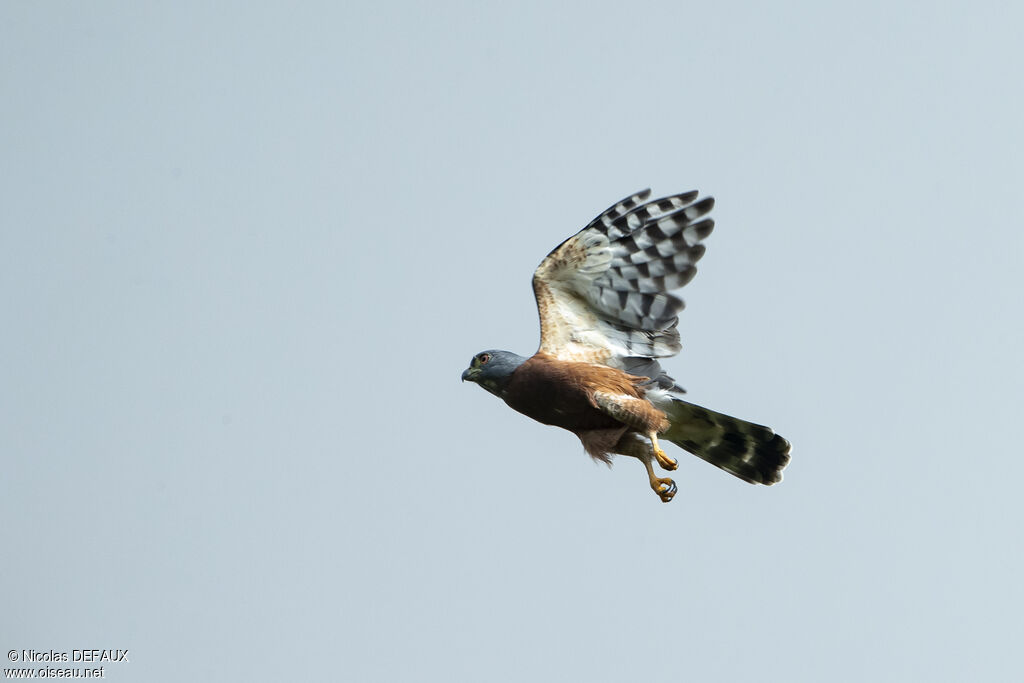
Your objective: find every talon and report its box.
[654,448,678,471]
[640,447,678,502]
[650,433,677,471]
[653,477,677,503]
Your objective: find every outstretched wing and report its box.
[532,189,714,379]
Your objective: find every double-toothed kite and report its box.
[462,190,791,502]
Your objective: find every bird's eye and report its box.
[478,353,491,364]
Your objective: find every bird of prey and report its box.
[461,189,791,502]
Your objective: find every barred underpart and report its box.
[591,390,669,434]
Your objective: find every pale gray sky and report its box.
[3,2,1022,681]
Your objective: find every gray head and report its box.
[461,349,528,399]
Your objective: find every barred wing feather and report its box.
[533,189,714,373]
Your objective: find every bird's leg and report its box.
[649,432,678,471]
[641,455,678,503]
[613,433,677,503]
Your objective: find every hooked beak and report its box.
[461,366,479,383]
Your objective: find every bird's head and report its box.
[461,350,527,398]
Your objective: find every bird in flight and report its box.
[461,189,791,502]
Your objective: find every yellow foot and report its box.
[653,446,677,471]
[649,433,678,471]
[651,477,677,503]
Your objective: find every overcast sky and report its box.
[3,2,1022,681]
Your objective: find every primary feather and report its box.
[533,189,713,378]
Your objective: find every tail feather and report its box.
[661,398,791,485]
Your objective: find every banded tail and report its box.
[661,398,791,485]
